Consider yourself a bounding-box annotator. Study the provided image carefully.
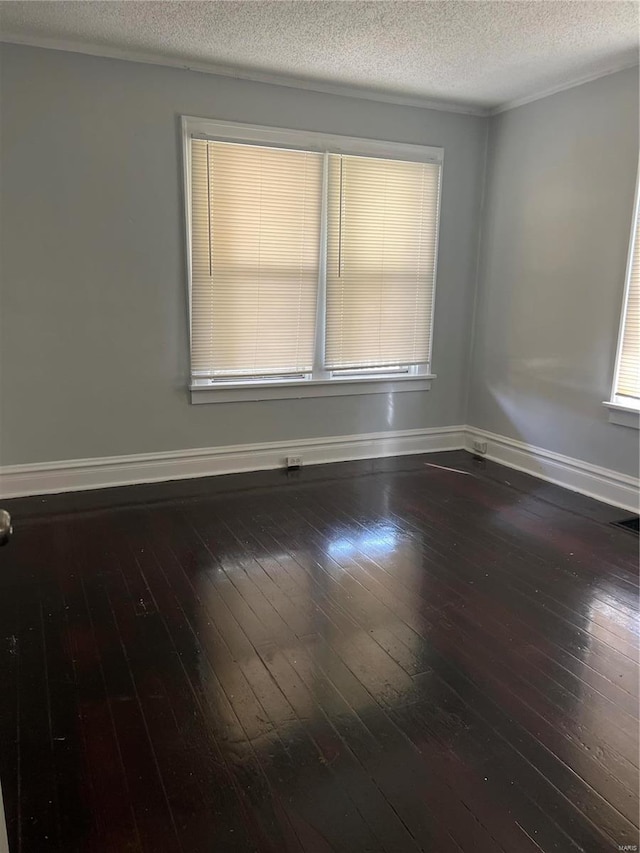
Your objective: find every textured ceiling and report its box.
[0,1,638,113]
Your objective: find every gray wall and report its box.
[468,67,640,478]
[0,44,487,465]
[2,45,638,479]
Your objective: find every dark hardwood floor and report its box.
[0,451,638,853]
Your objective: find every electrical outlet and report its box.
[472,440,487,455]
[286,455,302,469]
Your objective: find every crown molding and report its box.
[0,35,490,117]
[2,35,636,126]
[490,57,639,116]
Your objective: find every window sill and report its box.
[191,374,436,404]
[603,401,640,429]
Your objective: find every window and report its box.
[183,118,442,403]
[190,140,322,381]
[606,166,640,428]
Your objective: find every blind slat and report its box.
[616,202,640,400]
[190,139,322,377]
[324,154,441,370]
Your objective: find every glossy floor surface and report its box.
[0,452,638,852]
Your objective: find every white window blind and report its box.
[324,154,441,370]
[615,199,640,402]
[190,139,323,377]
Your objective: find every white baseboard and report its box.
[465,426,639,513]
[2,424,638,512]
[0,426,465,498]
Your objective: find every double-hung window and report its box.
[606,164,640,428]
[183,118,442,403]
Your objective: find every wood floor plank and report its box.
[116,508,307,853]
[49,519,142,853]
[0,450,637,853]
[302,494,640,765]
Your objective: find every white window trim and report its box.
[604,160,640,428]
[602,401,640,429]
[190,374,436,404]
[181,116,443,404]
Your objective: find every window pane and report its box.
[325,154,441,370]
[616,200,640,401]
[190,140,323,378]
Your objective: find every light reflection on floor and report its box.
[195,521,425,755]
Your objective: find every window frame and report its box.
[181,116,443,404]
[604,161,640,429]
